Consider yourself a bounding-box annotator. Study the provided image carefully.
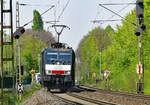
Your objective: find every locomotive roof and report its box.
[41,47,73,53]
[46,48,72,51]
[41,42,74,54]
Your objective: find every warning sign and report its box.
[18,83,23,94]
[137,63,142,75]
[30,70,35,75]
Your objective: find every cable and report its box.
[99,3,135,5]
[19,3,54,7]
[99,4,137,26]
[93,0,136,25]
[106,0,136,20]
[99,4,132,25]
[53,6,57,24]
[109,5,131,19]
[44,21,60,24]
[92,19,122,23]
[22,5,55,27]
[57,0,71,21]
[94,5,101,21]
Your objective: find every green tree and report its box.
[32,10,43,30]
[20,32,46,72]
[104,25,114,34]
[77,2,150,93]
[76,26,112,84]
[19,30,55,78]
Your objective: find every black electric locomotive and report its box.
[40,43,75,91]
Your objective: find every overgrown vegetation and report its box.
[0,8,56,104]
[16,83,42,105]
[0,29,55,104]
[32,10,44,30]
[76,0,150,94]
[0,83,41,105]
[19,29,55,82]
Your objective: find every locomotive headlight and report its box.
[65,71,71,75]
[48,71,51,74]
[46,70,51,75]
[57,62,60,65]
[68,71,71,75]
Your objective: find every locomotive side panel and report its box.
[71,50,75,86]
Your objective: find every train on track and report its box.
[40,42,75,91]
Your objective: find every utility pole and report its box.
[1,0,14,105]
[137,25,143,94]
[16,0,22,100]
[1,1,4,104]
[99,51,102,79]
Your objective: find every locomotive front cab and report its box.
[45,50,72,76]
[42,48,75,90]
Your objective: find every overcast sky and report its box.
[12,0,136,50]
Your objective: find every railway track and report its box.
[51,87,119,105]
[52,93,90,105]
[80,85,150,100]
[67,92,119,105]
[75,85,150,105]
[21,86,150,105]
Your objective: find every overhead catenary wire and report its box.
[93,5,130,24]
[99,3,135,5]
[22,5,55,27]
[99,4,137,26]
[46,0,71,29]
[109,4,132,20]
[93,0,136,25]
[92,19,122,23]
[44,21,60,23]
[53,6,57,24]
[57,0,71,21]
[106,0,136,22]
[19,3,54,7]
[94,6,101,21]
[52,0,60,24]
[102,0,136,25]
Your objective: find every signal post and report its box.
[15,0,25,100]
[135,0,145,94]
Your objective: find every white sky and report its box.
[11,0,136,50]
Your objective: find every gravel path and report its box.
[21,88,67,105]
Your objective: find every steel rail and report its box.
[52,93,83,105]
[67,92,119,105]
[81,85,150,100]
